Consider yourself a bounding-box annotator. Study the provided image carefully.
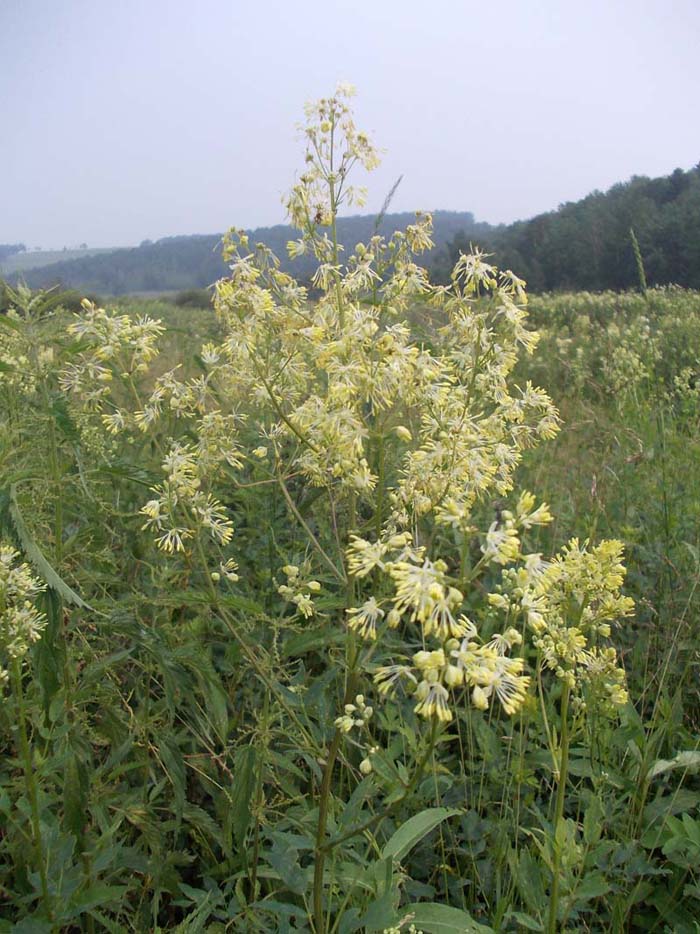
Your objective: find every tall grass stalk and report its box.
[11,658,52,924]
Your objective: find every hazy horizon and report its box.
[3,0,700,250]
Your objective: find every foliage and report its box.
[21,159,700,298]
[173,289,213,309]
[0,91,699,934]
[441,164,700,292]
[13,213,487,297]
[0,243,26,264]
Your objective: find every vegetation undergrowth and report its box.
[1,88,699,934]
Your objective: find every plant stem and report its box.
[327,127,345,332]
[312,660,360,934]
[249,691,269,898]
[12,658,52,923]
[319,718,439,854]
[312,729,343,934]
[547,681,571,934]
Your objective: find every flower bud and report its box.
[472,686,489,710]
[359,757,373,775]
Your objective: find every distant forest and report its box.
[436,165,700,291]
[7,163,700,295]
[10,213,490,296]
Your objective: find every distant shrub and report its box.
[0,282,102,316]
[173,288,212,308]
[0,279,10,313]
[53,288,103,313]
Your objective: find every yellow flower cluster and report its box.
[0,287,66,397]
[277,564,322,619]
[334,692,373,733]
[373,626,529,723]
[285,83,380,240]
[140,443,234,554]
[0,310,36,395]
[0,545,47,685]
[126,90,560,599]
[60,301,164,421]
[493,538,633,712]
[345,532,531,721]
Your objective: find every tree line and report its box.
[11,213,487,297]
[8,162,700,296]
[434,165,700,291]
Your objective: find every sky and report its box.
[2,0,700,249]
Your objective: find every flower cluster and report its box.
[0,545,47,685]
[140,443,234,553]
[530,287,700,408]
[493,538,633,713]
[0,310,36,395]
[60,301,164,419]
[481,491,553,566]
[374,624,529,724]
[344,530,532,721]
[334,692,374,734]
[120,90,633,734]
[285,83,380,244]
[277,564,322,619]
[194,105,558,514]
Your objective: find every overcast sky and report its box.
[3,0,699,249]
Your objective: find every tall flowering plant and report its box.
[49,86,634,932]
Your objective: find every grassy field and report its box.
[2,90,700,933]
[0,247,117,277]
[2,280,700,933]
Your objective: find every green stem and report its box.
[249,692,269,898]
[12,658,52,923]
[42,382,63,564]
[313,729,344,934]
[548,681,571,934]
[194,539,316,750]
[276,470,346,582]
[328,114,345,330]
[312,661,361,934]
[375,433,385,539]
[320,718,439,854]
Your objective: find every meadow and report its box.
[1,89,700,934]
[0,249,116,278]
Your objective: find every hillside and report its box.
[9,163,700,295]
[0,247,116,276]
[13,211,492,295]
[442,164,700,291]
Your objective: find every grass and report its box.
[0,282,700,934]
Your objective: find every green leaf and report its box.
[648,750,700,780]
[230,745,257,847]
[507,847,546,914]
[404,902,494,933]
[643,788,700,831]
[360,888,399,930]
[506,912,542,931]
[79,648,134,687]
[67,884,129,917]
[159,736,186,823]
[574,871,611,902]
[10,919,53,934]
[7,484,88,608]
[382,808,461,862]
[33,587,63,710]
[281,626,345,657]
[583,795,604,846]
[63,748,88,844]
[267,834,308,896]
